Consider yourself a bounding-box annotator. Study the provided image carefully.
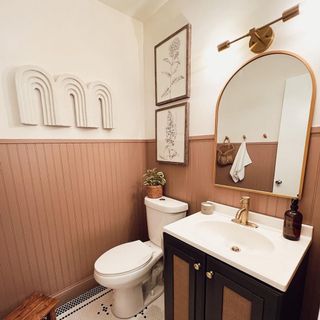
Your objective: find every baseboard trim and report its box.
[51,275,98,306]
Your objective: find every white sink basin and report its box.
[195,221,275,254]
[163,202,312,292]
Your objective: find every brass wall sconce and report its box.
[217,4,300,54]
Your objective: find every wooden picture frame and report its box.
[156,102,189,165]
[154,24,191,106]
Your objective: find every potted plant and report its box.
[143,168,166,198]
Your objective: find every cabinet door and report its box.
[205,256,282,320]
[164,233,206,320]
[205,271,263,320]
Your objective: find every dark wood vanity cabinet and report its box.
[164,232,206,320]
[164,233,307,320]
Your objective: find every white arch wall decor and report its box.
[55,74,88,128]
[15,66,57,125]
[87,82,114,129]
[14,65,114,129]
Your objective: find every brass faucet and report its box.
[232,196,258,228]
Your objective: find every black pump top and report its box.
[291,198,299,211]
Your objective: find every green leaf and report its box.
[143,168,166,186]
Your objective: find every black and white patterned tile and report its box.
[56,286,164,320]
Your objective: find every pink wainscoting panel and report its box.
[215,142,278,192]
[1,131,319,319]
[0,140,148,317]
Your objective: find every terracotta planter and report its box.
[146,185,163,199]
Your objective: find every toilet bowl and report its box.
[94,196,188,318]
[94,241,162,318]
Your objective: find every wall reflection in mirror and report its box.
[215,52,315,198]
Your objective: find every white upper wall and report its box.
[0,0,145,139]
[143,0,320,138]
[2,0,319,140]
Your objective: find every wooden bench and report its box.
[4,292,58,320]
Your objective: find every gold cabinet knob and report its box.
[193,263,201,271]
[206,271,214,279]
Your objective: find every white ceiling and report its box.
[99,0,168,21]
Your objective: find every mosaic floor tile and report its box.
[56,286,164,320]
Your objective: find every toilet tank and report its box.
[144,196,188,247]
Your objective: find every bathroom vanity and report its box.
[163,203,312,320]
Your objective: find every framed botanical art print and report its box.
[154,24,191,106]
[156,102,189,165]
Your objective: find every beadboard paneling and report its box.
[1,131,319,319]
[216,142,278,192]
[0,140,148,317]
[147,130,320,320]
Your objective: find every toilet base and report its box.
[112,285,144,319]
[111,284,164,319]
[144,284,164,308]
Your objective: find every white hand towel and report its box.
[230,141,252,183]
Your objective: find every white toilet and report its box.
[94,196,188,318]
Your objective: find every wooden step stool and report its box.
[4,292,58,320]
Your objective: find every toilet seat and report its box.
[95,240,153,276]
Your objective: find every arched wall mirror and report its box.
[214,51,316,199]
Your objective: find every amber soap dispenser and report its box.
[283,198,303,241]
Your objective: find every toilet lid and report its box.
[95,240,153,276]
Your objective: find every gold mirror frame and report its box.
[214,50,317,199]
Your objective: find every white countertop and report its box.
[163,202,312,292]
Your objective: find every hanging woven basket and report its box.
[216,137,235,166]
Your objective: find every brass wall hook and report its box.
[217,4,299,54]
